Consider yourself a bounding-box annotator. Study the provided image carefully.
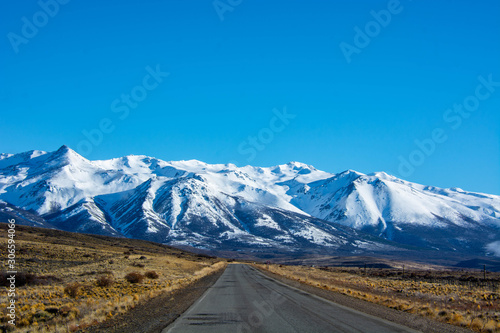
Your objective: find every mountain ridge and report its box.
[1,146,499,258]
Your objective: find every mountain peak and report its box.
[285,161,316,170]
[0,146,499,257]
[271,161,314,174]
[53,145,75,157]
[287,161,308,167]
[368,171,394,179]
[337,169,364,177]
[48,145,89,167]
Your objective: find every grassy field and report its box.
[3,222,499,332]
[258,263,500,332]
[0,224,226,332]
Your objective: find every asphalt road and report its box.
[163,264,420,333]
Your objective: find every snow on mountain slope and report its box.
[91,173,391,251]
[0,200,55,229]
[0,146,499,256]
[289,171,500,230]
[286,171,500,253]
[44,197,121,237]
[0,146,144,214]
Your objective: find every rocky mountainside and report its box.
[1,146,499,257]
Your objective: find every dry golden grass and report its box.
[258,264,500,333]
[0,225,226,332]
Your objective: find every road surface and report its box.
[163,264,420,333]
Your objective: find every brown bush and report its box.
[59,305,80,317]
[0,272,60,287]
[33,310,53,322]
[125,272,144,284]
[130,262,145,268]
[145,271,159,279]
[64,282,83,297]
[0,271,35,287]
[96,275,114,287]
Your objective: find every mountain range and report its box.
[1,145,499,260]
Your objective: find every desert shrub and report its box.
[58,306,80,318]
[470,318,483,331]
[0,324,15,332]
[96,275,115,287]
[145,271,159,279]
[0,272,56,287]
[33,310,53,322]
[130,262,145,268]
[449,313,465,325]
[0,271,31,287]
[64,282,83,298]
[484,319,498,332]
[125,272,144,284]
[196,253,216,259]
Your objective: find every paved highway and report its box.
[163,264,420,333]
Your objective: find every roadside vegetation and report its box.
[258,263,500,332]
[0,224,226,332]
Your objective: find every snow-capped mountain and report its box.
[1,146,499,257]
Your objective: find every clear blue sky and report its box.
[1,0,499,195]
